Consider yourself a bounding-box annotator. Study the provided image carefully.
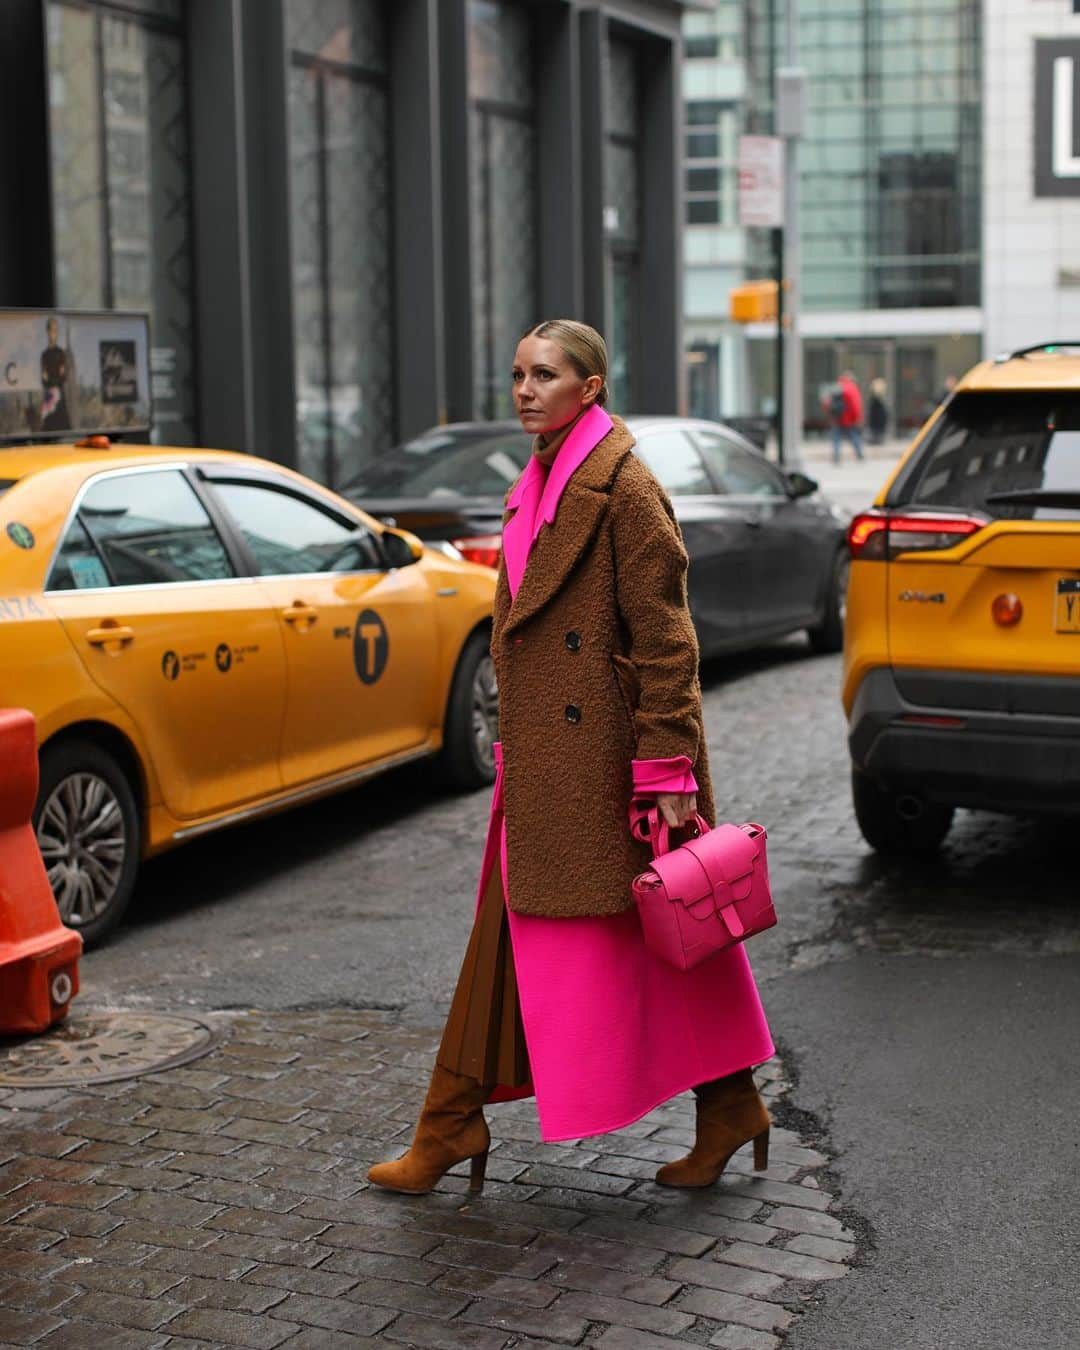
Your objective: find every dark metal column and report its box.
[638,30,682,413]
[536,0,584,319]
[186,0,257,452]
[390,0,446,436]
[579,8,608,340]
[438,0,476,422]
[0,0,54,307]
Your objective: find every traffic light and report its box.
[729,280,779,323]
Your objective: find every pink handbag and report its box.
[631,809,776,971]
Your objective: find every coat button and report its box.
[565,704,582,724]
[565,630,582,652]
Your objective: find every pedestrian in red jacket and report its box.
[823,371,865,464]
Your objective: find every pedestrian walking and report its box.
[823,370,865,463]
[368,319,774,1195]
[867,376,889,445]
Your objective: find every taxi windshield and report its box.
[0,478,16,498]
[894,392,1080,521]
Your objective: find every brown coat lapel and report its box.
[497,417,635,637]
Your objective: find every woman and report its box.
[368,320,773,1194]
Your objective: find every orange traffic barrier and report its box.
[0,709,81,1034]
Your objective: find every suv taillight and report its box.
[847,510,984,561]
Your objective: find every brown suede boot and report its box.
[655,1069,770,1188]
[367,1063,491,1195]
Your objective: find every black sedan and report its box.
[343,417,850,656]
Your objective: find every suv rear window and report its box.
[891,392,1080,520]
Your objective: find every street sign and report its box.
[738,135,784,228]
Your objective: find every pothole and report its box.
[0,1010,224,1087]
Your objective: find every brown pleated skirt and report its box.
[437,852,532,1089]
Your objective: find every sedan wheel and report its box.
[470,655,499,775]
[34,741,141,946]
[441,632,499,790]
[808,550,849,654]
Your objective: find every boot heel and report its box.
[752,1128,769,1171]
[468,1148,489,1193]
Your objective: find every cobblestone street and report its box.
[3,633,1078,1348]
[0,1010,852,1350]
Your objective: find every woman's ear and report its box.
[582,374,603,406]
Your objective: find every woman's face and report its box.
[511,336,601,435]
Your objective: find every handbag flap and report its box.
[648,844,712,905]
[648,823,761,910]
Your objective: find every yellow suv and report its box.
[843,343,1080,854]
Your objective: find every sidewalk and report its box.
[784,437,909,514]
[0,1008,856,1349]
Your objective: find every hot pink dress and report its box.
[487,407,774,1142]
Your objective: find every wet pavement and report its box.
[3,617,1079,1345]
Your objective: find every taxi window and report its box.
[634,429,713,495]
[50,470,234,590]
[212,481,383,575]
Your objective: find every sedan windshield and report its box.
[893,392,1080,521]
[344,429,531,499]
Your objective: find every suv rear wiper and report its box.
[984,489,1080,508]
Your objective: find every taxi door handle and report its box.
[282,603,319,625]
[86,624,135,647]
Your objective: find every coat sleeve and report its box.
[610,459,703,765]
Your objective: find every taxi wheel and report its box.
[851,768,954,858]
[808,551,848,654]
[33,739,141,947]
[441,631,499,791]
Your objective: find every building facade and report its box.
[0,0,698,486]
[982,0,1080,358]
[683,0,992,434]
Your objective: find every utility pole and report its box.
[767,0,784,463]
[777,8,806,471]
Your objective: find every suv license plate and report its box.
[1055,578,1080,632]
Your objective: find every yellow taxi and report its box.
[843,342,1080,854]
[0,441,498,942]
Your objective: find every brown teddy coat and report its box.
[492,414,715,919]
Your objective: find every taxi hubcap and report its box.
[471,656,499,770]
[37,774,126,927]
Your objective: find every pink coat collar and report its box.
[503,404,614,599]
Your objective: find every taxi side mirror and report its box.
[382,527,424,568]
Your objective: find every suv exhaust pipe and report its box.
[896,794,925,822]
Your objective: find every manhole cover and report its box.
[0,1011,224,1087]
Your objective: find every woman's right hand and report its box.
[656,792,697,829]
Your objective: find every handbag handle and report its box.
[631,804,707,858]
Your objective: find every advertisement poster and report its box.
[0,310,151,443]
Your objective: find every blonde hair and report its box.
[523,319,609,406]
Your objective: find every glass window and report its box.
[695,432,787,498]
[285,0,387,72]
[635,430,713,496]
[345,431,531,498]
[213,482,383,574]
[468,1,537,420]
[47,2,197,445]
[47,517,111,591]
[288,2,393,487]
[892,393,1080,522]
[72,471,234,587]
